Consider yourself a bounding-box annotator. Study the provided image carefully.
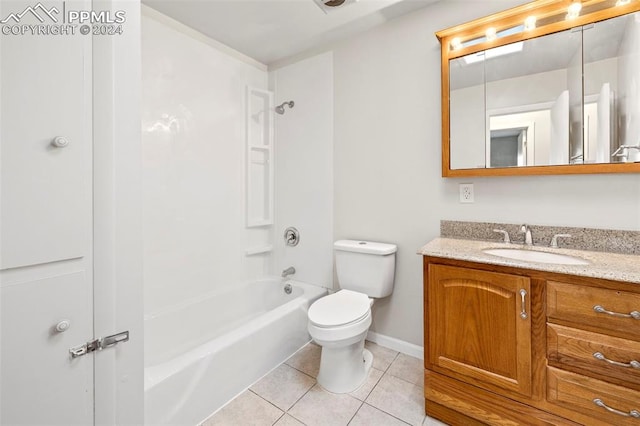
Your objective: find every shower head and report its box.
[275,101,295,115]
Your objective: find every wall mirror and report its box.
[437,0,640,177]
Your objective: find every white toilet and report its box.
[307,239,397,393]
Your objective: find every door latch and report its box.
[70,331,129,358]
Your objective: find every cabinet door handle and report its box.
[593,305,640,320]
[593,352,640,369]
[593,399,640,418]
[519,289,528,319]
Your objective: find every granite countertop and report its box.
[418,237,640,284]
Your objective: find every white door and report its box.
[1,1,94,424]
[550,90,569,165]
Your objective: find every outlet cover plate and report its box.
[459,183,474,203]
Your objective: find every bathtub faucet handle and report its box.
[282,267,296,278]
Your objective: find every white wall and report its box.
[141,11,269,316]
[270,53,334,288]
[331,1,640,346]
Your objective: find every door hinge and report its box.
[69,331,129,358]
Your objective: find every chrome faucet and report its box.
[519,224,533,246]
[550,234,572,248]
[493,229,511,244]
[281,266,296,277]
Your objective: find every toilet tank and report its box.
[334,240,397,298]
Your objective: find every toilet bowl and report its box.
[307,240,397,394]
[308,290,374,393]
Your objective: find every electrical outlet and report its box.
[459,183,474,203]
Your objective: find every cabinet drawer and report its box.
[548,367,640,426]
[548,324,640,388]
[547,281,640,339]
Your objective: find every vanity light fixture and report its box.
[485,27,497,41]
[566,1,582,19]
[524,16,537,30]
[616,0,631,5]
[450,37,462,50]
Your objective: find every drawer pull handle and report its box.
[519,289,528,320]
[593,399,640,418]
[593,352,640,369]
[593,305,640,320]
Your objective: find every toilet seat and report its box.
[308,290,370,328]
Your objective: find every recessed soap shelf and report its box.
[245,245,273,256]
[246,86,274,228]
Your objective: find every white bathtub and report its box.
[144,278,326,425]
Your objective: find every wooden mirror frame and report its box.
[436,0,640,177]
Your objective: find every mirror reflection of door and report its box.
[488,114,536,167]
[489,127,527,167]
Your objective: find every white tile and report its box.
[289,384,362,426]
[349,367,384,401]
[365,341,398,371]
[274,414,306,426]
[366,374,425,426]
[387,353,423,387]
[423,415,449,426]
[202,390,282,426]
[286,343,321,378]
[349,403,410,426]
[251,364,315,411]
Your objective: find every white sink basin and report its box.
[482,248,589,265]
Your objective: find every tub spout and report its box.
[282,267,296,277]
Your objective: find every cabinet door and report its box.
[428,264,532,396]
[0,0,92,270]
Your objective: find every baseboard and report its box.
[366,331,424,360]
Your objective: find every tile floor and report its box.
[202,341,447,426]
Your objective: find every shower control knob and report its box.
[284,227,300,246]
[55,319,71,333]
[51,136,70,148]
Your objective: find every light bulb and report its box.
[486,27,497,41]
[566,2,582,19]
[524,16,537,30]
[450,37,462,50]
[616,0,630,6]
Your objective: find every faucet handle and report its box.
[493,229,511,244]
[550,234,572,248]
[519,224,533,246]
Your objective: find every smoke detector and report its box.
[312,0,359,14]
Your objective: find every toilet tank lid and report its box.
[334,240,397,255]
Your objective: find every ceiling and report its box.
[142,0,438,65]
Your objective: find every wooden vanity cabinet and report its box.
[427,264,533,397]
[423,256,640,426]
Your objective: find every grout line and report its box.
[363,402,413,425]
[365,398,421,426]
[382,367,424,389]
[346,400,365,425]
[288,383,316,410]
[381,351,400,373]
[248,389,285,416]
[287,411,309,426]
[271,411,286,426]
[365,373,426,425]
[355,368,384,402]
[284,383,317,420]
[284,361,318,380]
